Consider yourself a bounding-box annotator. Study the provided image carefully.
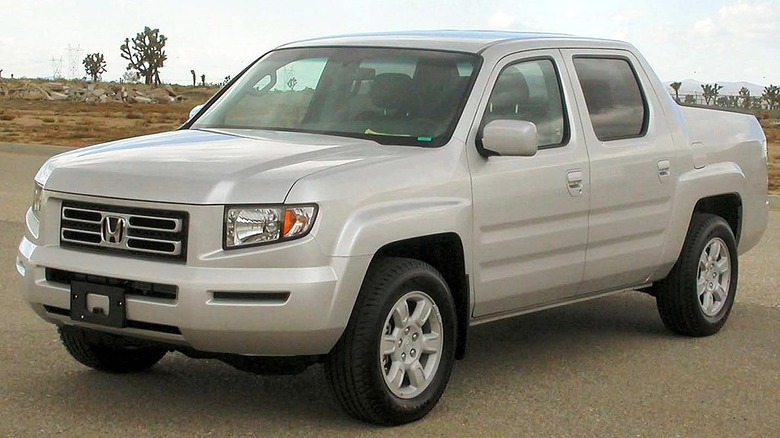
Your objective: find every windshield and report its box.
[191,47,481,147]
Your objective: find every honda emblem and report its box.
[102,216,126,244]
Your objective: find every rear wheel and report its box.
[59,326,167,373]
[656,214,738,337]
[325,257,457,425]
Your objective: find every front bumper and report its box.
[17,232,371,357]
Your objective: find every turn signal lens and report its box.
[283,209,296,236]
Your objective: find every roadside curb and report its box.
[0,143,76,157]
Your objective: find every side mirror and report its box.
[480,120,538,157]
[188,104,205,120]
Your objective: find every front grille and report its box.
[46,268,178,301]
[60,201,188,262]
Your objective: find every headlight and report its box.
[32,182,44,220]
[224,204,317,249]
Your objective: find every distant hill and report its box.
[665,79,766,96]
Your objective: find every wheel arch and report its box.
[653,162,746,281]
[692,193,742,243]
[372,233,470,359]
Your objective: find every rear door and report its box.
[561,49,677,293]
[468,50,590,317]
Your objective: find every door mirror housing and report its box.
[480,120,538,157]
[188,104,205,120]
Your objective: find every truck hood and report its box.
[42,129,411,204]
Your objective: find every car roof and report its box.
[277,30,618,53]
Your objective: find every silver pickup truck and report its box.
[17,31,769,425]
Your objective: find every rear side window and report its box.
[573,57,647,141]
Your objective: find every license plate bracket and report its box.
[70,281,127,328]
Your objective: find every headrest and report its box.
[370,73,416,111]
[490,71,530,108]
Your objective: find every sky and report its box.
[1,0,778,86]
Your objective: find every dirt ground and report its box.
[0,91,778,195]
[0,82,217,147]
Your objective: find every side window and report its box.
[484,59,567,147]
[573,57,647,141]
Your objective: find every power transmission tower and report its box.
[50,57,63,79]
[65,44,82,79]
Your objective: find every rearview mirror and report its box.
[480,120,538,157]
[188,104,205,120]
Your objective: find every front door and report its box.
[469,50,590,317]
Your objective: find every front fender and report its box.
[328,197,472,257]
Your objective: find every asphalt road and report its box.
[0,145,778,437]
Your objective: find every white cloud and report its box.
[687,1,778,40]
[613,8,649,23]
[613,28,630,40]
[692,18,719,37]
[648,22,679,43]
[488,11,516,29]
[717,0,778,39]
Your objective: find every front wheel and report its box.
[656,213,738,337]
[325,257,457,425]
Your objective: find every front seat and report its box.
[369,73,418,118]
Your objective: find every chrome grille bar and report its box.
[60,202,188,262]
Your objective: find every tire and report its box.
[58,326,167,373]
[656,213,738,337]
[325,257,457,425]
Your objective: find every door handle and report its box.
[566,170,583,197]
[657,159,671,182]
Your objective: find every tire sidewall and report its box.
[687,218,739,329]
[362,263,457,422]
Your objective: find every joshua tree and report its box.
[191,70,196,87]
[701,83,723,106]
[763,85,779,110]
[670,81,682,102]
[738,87,751,109]
[0,69,3,78]
[716,96,738,108]
[122,70,140,84]
[120,26,167,86]
[82,53,107,82]
[201,74,206,87]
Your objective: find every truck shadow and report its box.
[27,292,684,431]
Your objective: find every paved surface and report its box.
[0,145,778,437]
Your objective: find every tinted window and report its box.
[483,59,566,147]
[573,57,647,141]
